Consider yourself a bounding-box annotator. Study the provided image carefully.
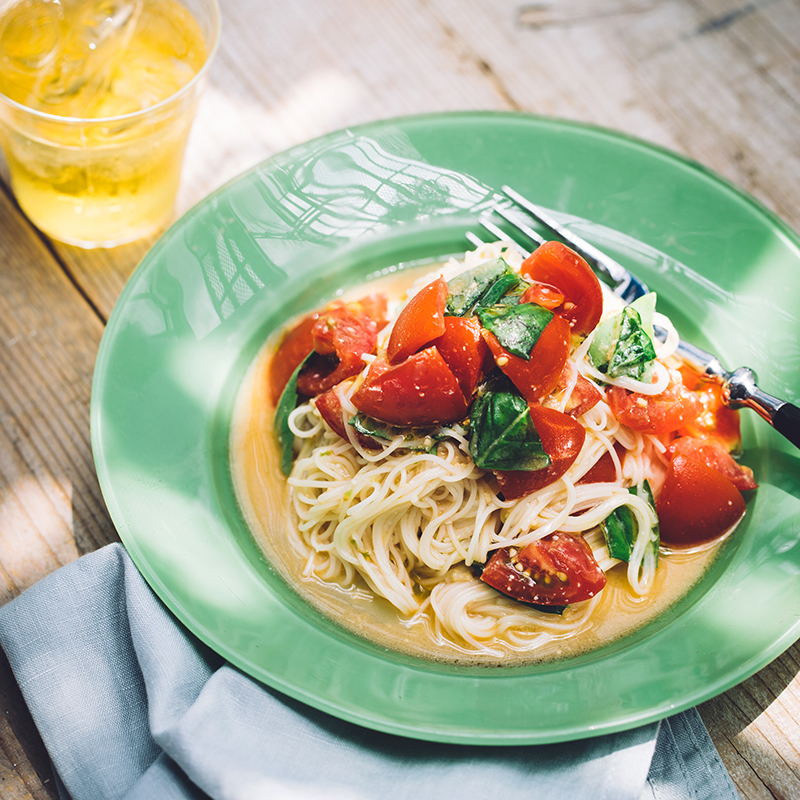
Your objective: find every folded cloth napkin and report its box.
[0,544,738,800]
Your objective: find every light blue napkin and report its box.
[0,544,738,800]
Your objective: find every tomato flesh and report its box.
[481,532,606,605]
[520,241,603,336]
[667,437,757,491]
[484,313,570,404]
[551,363,602,418]
[431,316,488,399]
[270,295,388,402]
[296,306,379,397]
[656,453,746,548]
[607,379,701,435]
[520,282,564,310]
[677,366,742,452]
[495,405,586,500]
[351,347,469,426]
[387,277,447,364]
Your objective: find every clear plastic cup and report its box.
[0,0,221,248]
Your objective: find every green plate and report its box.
[91,111,800,744]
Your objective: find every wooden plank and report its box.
[0,184,116,598]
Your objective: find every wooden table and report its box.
[1,1,799,797]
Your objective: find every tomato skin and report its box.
[269,312,320,404]
[656,453,746,549]
[481,532,606,605]
[495,405,586,500]
[520,241,603,336]
[431,316,488,399]
[387,277,447,364]
[483,313,571,404]
[607,379,702,436]
[667,437,757,491]
[577,446,622,484]
[351,347,469,426]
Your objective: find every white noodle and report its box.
[282,244,675,655]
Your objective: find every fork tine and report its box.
[500,185,647,302]
[492,204,545,250]
[465,230,485,249]
[478,215,531,257]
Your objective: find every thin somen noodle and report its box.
[234,240,756,660]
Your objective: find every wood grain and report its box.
[0,0,798,797]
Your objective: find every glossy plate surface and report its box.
[92,112,800,744]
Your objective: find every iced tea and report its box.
[0,0,219,246]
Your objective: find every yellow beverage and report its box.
[0,0,218,246]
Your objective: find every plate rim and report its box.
[91,109,800,745]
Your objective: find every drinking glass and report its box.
[0,0,221,248]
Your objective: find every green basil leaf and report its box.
[637,480,660,568]
[445,258,520,316]
[476,303,554,360]
[475,270,521,309]
[275,354,312,476]
[588,293,657,380]
[602,503,635,562]
[469,383,550,471]
[601,480,659,565]
[606,307,657,379]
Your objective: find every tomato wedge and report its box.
[607,379,701,436]
[351,347,469,426]
[431,316,489,399]
[519,241,603,336]
[656,453,746,548]
[483,313,570,404]
[387,277,447,364]
[494,405,586,500]
[354,293,390,331]
[481,532,606,605]
[667,437,757,491]
[577,445,624,484]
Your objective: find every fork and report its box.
[469,186,800,449]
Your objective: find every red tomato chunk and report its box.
[656,453,746,549]
[387,277,448,365]
[351,347,469,426]
[483,313,571,404]
[481,532,607,605]
[520,241,603,336]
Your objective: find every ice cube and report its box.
[0,0,61,102]
[31,0,143,114]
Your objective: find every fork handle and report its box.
[774,402,800,450]
[725,367,800,450]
